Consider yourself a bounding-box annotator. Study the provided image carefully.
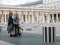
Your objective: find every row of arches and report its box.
[0,10,60,23]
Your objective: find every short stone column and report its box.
[43,27,55,43]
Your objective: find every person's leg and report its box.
[16,25,19,36]
[18,27,19,34]
[10,25,15,37]
[10,25,14,37]
[9,30,12,36]
[17,26,21,36]
[15,25,18,36]
[19,27,22,36]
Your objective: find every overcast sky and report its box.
[0,0,39,5]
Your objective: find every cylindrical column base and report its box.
[43,27,55,43]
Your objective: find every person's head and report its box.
[9,12,13,16]
[15,13,19,18]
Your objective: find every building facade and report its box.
[0,0,60,35]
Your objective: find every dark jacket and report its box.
[8,16,13,26]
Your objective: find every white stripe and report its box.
[51,27,53,42]
[47,27,49,43]
[43,27,45,42]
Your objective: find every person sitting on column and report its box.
[13,13,23,37]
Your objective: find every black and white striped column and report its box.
[43,27,55,43]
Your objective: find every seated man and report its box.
[13,13,22,37]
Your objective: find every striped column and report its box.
[43,27,55,43]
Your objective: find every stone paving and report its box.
[0,30,60,45]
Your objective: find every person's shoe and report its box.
[13,34,18,37]
[10,34,13,37]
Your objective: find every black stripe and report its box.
[45,27,47,42]
[53,27,55,42]
[49,27,51,42]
